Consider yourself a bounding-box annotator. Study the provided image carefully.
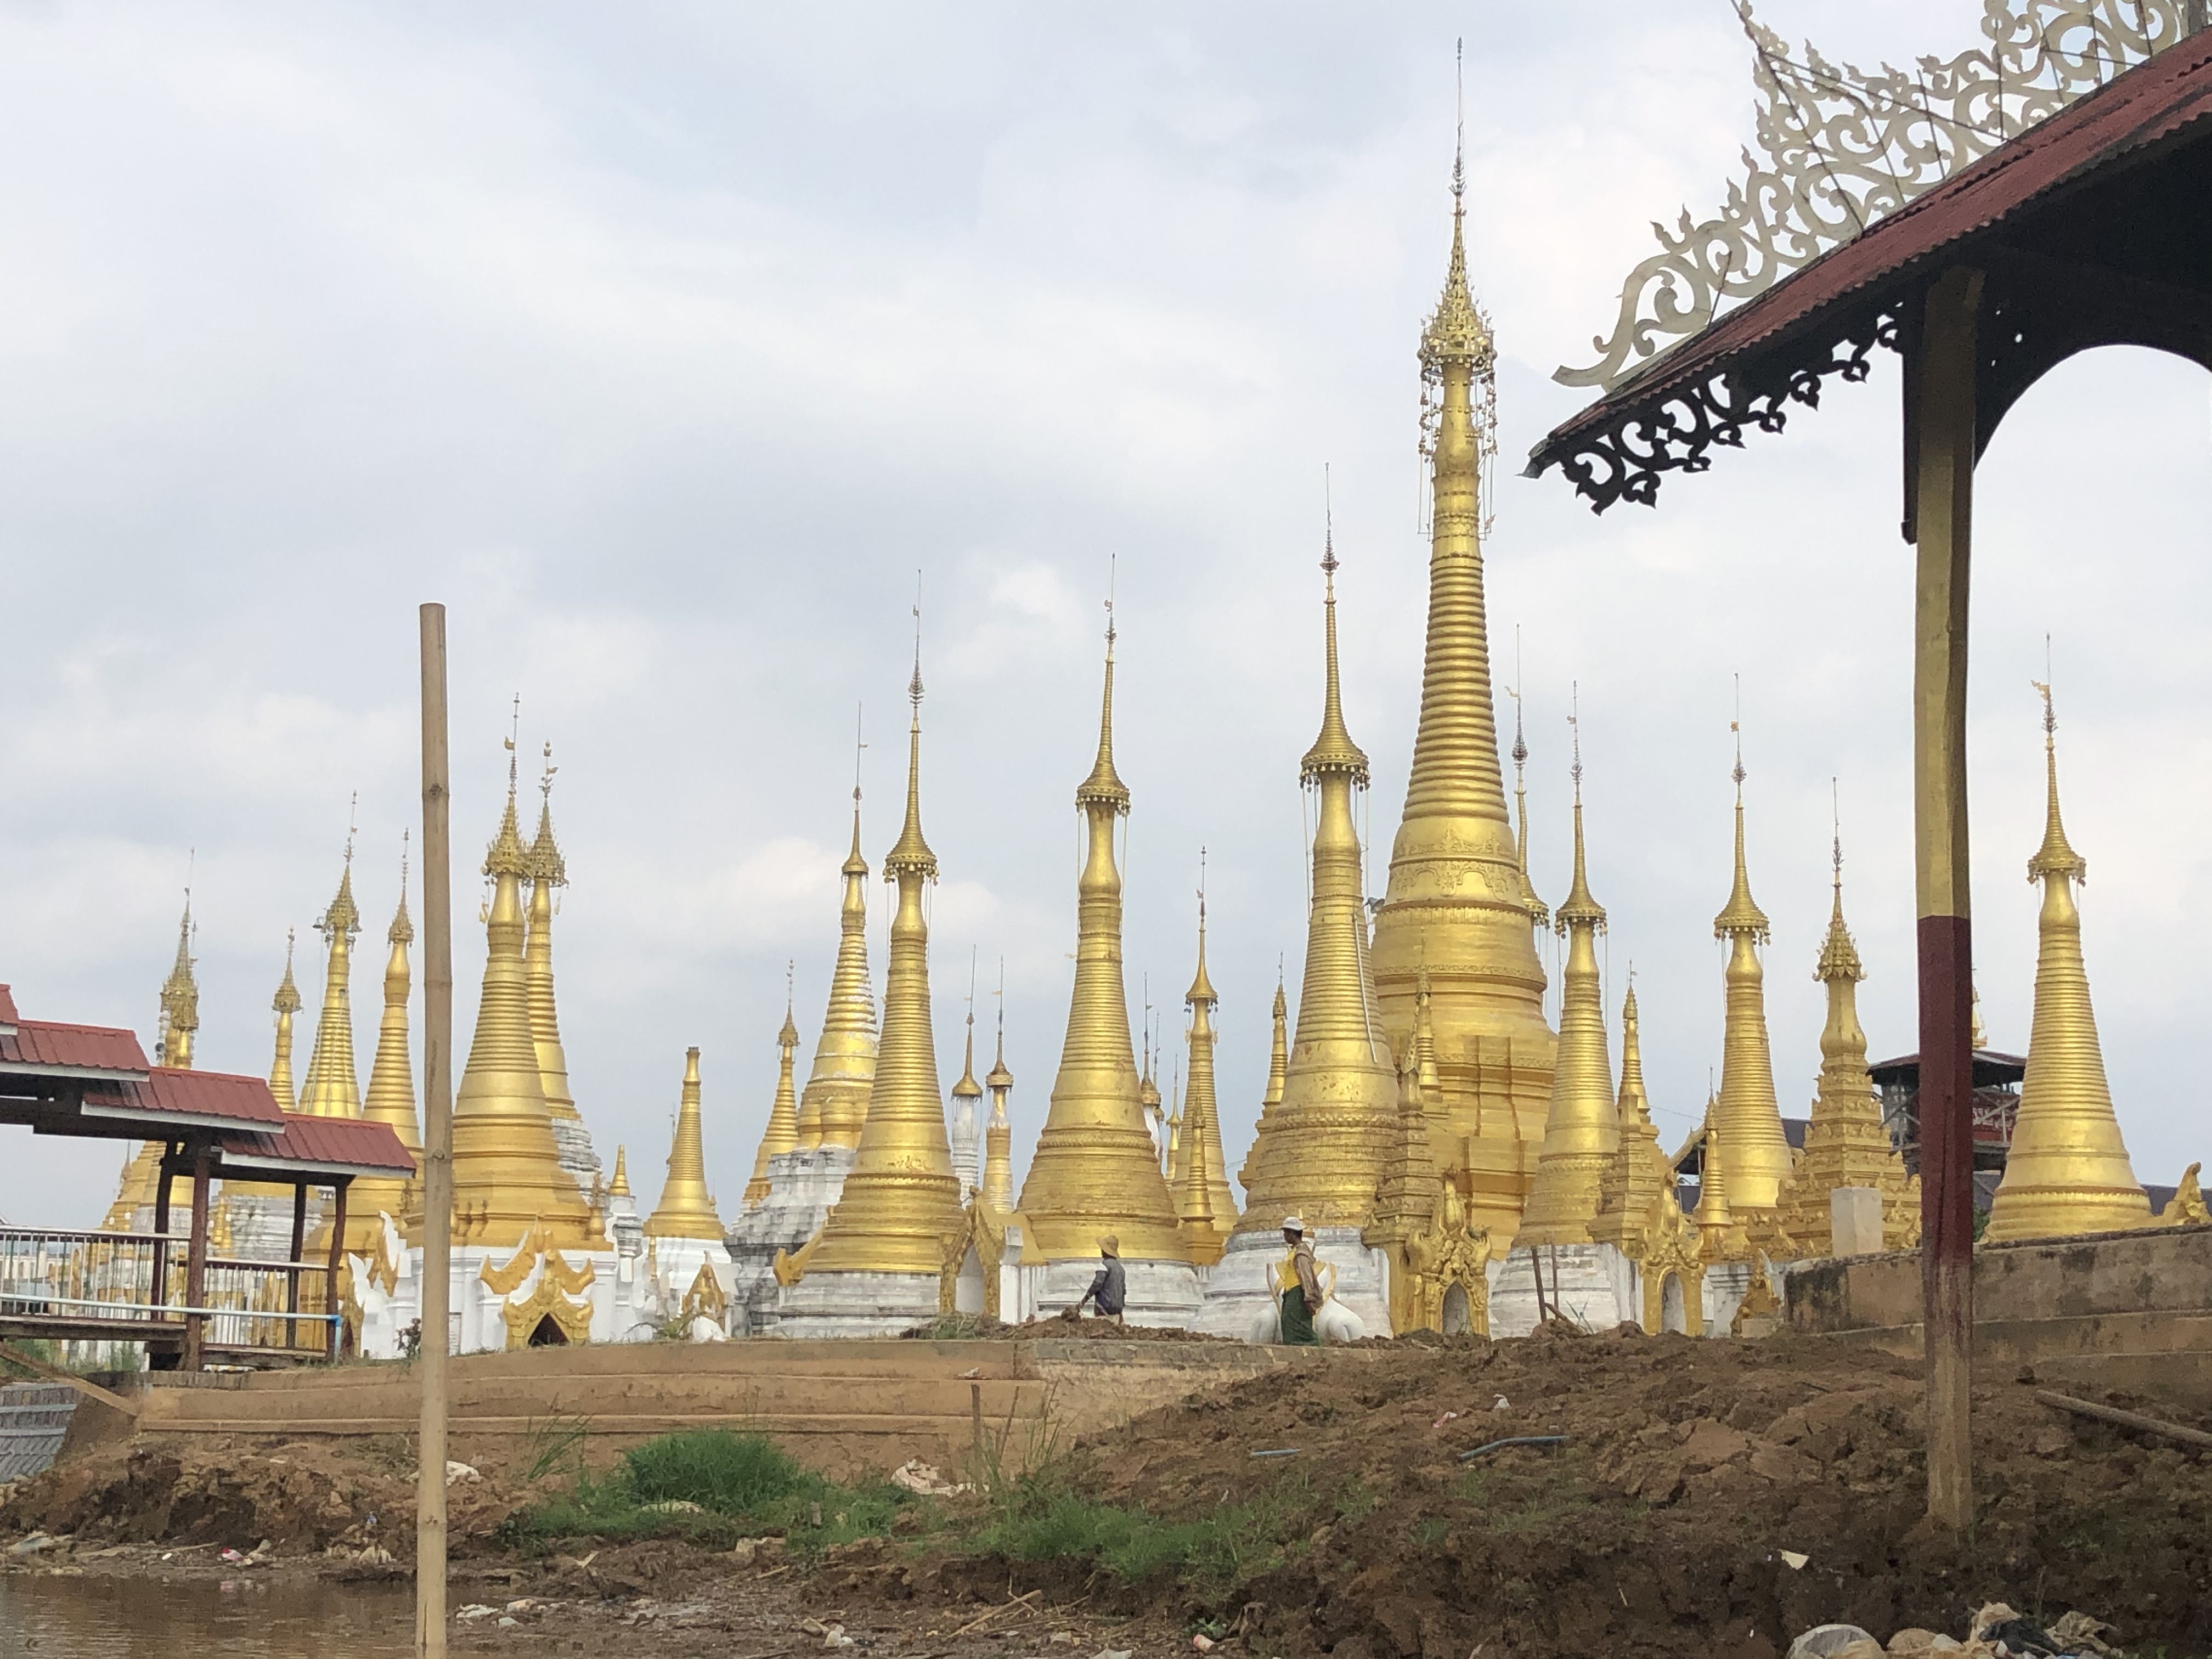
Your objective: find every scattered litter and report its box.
[505,1599,537,1614]
[1780,1550,1810,1570]
[1457,1435,1568,1462]
[497,1617,520,1629]
[219,1548,247,1564]
[1194,1637,1218,1652]
[1048,1632,1079,1645]
[1249,1448,1300,1459]
[730,1538,759,1565]
[1432,1411,1461,1429]
[1785,1623,1874,1659]
[960,1366,982,1379]
[640,1499,707,1515]
[455,1604,499,1622]
[890,1458,970,1496]
[1493,1395,1511,1411]
[445,1460,482,1486]
[1092,1650,1133,1659]
[9,1533,56,1556]
[808,1501,823,1527]
[802,1618,855,1649]
[1787,1604,2124,1659]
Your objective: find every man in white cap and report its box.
[1278,1216,1324,1346]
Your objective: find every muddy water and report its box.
[0,1572,412,1657]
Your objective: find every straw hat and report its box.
[1098,1235,1120,1257]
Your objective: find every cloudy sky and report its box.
[3,1,2206,1228]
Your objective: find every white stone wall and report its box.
[1193,1226,1390,1340]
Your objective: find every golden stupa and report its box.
[1591,981,1674,1254]
[270,929,303,1110]
[1013,617,1186,1263]
[981,1005,1014,1214]
[523,748,587,1153]
[1694,1096,1752,1263]
[1519,728,1618,1245]
[1367,150,1555,1242]
[950,1001,985,1195]
[1174,891,1234,1262]
[349,851,424,1251]
[297,840,364,1120]
[1984,684,2150,1242]
[645,1047,725,1241]
[1235,527,1401,1233]
[1237,975,1289,1199]
[104,894,200,1231]
[1760,829,1918,1257]
[744,996,804,1207]
[796,787,878,1152]
[1365,967,1446,1330]
[1710,742,1792,1212]
[789,650,967,1279]
[449,746,597,1251]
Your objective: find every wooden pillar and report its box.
[150,1148,175,1306]
[1911,264,1983,1532]
[417,600,455,1659]
[289,1182,309,1352]
[182,1147,212,1372]
[325,1178,349,1361]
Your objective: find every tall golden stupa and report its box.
[1984,684,2149,1242]
[1367,146,1555,1243]
[1013,617,1186,1264]
[348,851,424,1251]
[104,894,201,1231]
[1174,891,1235,1262]
[1590,981,1674,1255]
[1519,727,1618,1244]
[1710,741,1791,1212]
[795,788,878,1152]
[981,1006,1015,1214]
[269,930,302,1111]
[525,749,602,1192]
[449,743,597,1251]
[785,647,967,1284]
[1235,528,1401,1236]
[297,839,363,1120]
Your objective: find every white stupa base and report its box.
[1702,1260,1760,1335]
[549,1115,604,1192]
[218,1190,329,1263]
[770,1269,945,1338]
[353,1220,660,1358]
[1486,1243,1634,1336]
[1008,1252,1203,1328]
[726,1145,857,1335]
[1192,1226,1391,1340]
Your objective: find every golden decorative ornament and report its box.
[981,996,1015,1214]
[646,1047,725,1242]
[1710,738,1792,1212]
[524,749,585,1134]
[298,831,364,1120]
[798,792,879,1151]
[744,998,805,1208]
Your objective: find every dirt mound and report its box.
[909,1312,1226,1343]
[0,1437,520,1559]
[1077,1330,2212,1659]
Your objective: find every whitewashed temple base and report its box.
[221,1190,328,1263]
[549,1115,603,1192]
[1701,1260,1759,1335]
[771,1269,944,1338]
[1485,1243,1634,1337]
[1192,1227,1391,1340]
[1006,1253,1203,1329]
[726,1145,857,1335]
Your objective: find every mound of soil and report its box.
[910,1313,1227,1343]
[1079,1329,2212,1659]
[0,1437,521,1559]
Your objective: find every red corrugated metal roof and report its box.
[144,1068,285,1125]
[218,1113,416,1178]
[1535,33,2212,459]
[0,1019,151,1077]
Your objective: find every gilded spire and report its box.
[1708,722,1791,1211]
[1015,590,1186,1262]
[1520,706,1618,1245]
[794,620,967,1278]
[744,979,805,1207]
[1300,487,1368,783]
[950,956,985,1197]
[1695,1094,1751,1261]
[269,929,302,1110]
[1592,976,1675,1255]
[523,744,586,1142]
[356,840,425,1248]
[1237,964,1292,1198]
[799,726,880,1152]
[982,966,1014,1212]
[156,882,199,1069]
[646,1047,724,1240]
[609,1145,631,1197]
[1763,814,1918,1257]
[451,731,595,1249]
[1177,872,1236,1254]
[1985,680,2149,1240]
[1508,653,1549,930]
[1370,126,1553,1244]
[299,811,365,1119]
[1238,527,1401,1233]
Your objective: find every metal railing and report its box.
[0,1228,335,1355]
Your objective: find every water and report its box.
[0,1571,413,1657]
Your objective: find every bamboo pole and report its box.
[416,603,454,1659]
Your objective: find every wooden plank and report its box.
[0,1340,140,1417]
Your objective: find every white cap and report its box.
[1282,1214,1305,1233]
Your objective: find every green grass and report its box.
[506,1427,919,1552]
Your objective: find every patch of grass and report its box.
[505,1427,918,1553]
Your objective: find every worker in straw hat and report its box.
[1278,1216,1324,1346]
[1073,1234,1126,1322]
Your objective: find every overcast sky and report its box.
[3,2,2207,1229]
